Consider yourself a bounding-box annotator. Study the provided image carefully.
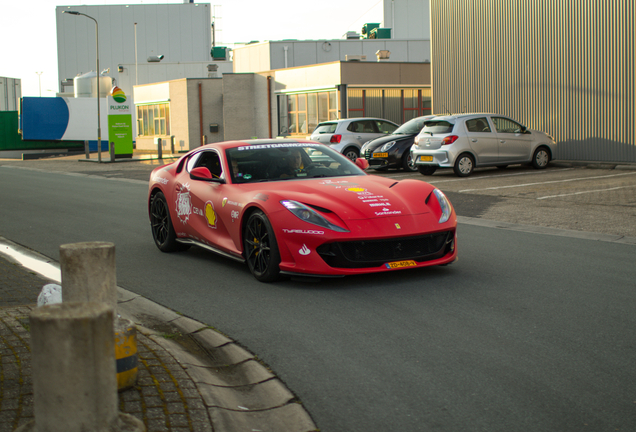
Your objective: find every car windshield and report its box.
[225,143,365,184]
[394,117,430,134]
[420,120,455,135]
[312,123,337,134]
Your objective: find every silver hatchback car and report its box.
[309,117,399,161]
[411,113,557,177]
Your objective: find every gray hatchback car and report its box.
[309,117,399,161]
[411,113,557,177]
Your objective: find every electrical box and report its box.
[361,23,380,38]
[369,28,392,39]
[211,46,227,60]
[209,123,219,133]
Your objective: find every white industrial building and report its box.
[1,77,21,112]
[52,0,432,152]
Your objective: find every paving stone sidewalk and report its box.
[0,254,317,432]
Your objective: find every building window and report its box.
[278,91,338,136]
[137,103,170,136]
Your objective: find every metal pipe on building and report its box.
[199,82,204,146]
[267,76,272,138]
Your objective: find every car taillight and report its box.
[330,134,342,144]
[442,135,459,145]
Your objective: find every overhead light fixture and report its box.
[147,55,164,62]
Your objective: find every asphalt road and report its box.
[1,160,635,431]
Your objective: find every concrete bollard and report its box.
[60,242,117,312]
[59,241,138,391]
[16,302,145,432]
[157,137,163,159]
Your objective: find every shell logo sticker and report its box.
[205,201,217,229]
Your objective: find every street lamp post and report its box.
[63,10,102,163]
[36,72,43,97]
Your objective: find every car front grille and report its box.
[316,231,454,268]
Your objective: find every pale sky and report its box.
[2,0,384,98]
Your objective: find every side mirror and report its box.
[355,158,369,170]
[190,167,225,183]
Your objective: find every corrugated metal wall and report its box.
[431,1,635,162]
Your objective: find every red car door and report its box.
[173,150,237,253]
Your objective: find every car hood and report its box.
[364,134,415,151]
[241,175,435,221]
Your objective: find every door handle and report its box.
[500,140,506,143]
[471,139,477,142]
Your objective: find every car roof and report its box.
[427,113,502,122]
[317,117,398,124]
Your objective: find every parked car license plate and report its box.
[373,152,388,158]
[419,156,434,162]
[385,260,417,269]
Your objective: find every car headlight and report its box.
[380,141,396,152]
[433,189,452,223]
[280,200,349,232]
[361,141,372,150]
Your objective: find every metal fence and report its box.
[431,0,635,162]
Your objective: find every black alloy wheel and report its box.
[402,149,419,172]
[243,210,281,282]
[150,191,190,252]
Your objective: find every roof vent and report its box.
[345,55,367,62]
[376,50,390,61]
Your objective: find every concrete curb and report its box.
[117,291,317,432]
[552,160,636,170]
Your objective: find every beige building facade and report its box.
[134,61,431,152]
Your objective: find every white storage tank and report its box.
[73,71,112,98]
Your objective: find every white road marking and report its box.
[537,184,636,200]
[459,172,636,193]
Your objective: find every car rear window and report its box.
[313,123,337,134]
[421,120,454,134]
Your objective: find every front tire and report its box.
[343,147,359,161]
[243,211,281,282]
[150,191,190,252]
[453,153,474,177]
[532,147,550,169]
[402,150,418,172]
[418,165,437,176]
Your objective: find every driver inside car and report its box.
[277,148,305,178]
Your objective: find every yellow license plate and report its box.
[373,152,388,158]
[385,260,417,269]
[420,156,434,162]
